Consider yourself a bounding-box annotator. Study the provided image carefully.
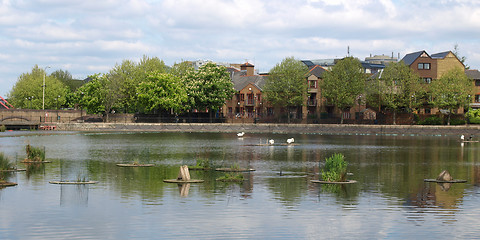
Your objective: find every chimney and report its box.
[241,62,255,76]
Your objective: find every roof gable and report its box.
[401,50,429,66]
[307,65,327,78]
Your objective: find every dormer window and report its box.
[418,63,431,70]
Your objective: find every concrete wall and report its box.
[55,122,480,136]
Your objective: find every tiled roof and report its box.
[400,50,426,66]
[431,51,450,59]
[231,72,267,91]
[466,69,480,79]
[307,65,327,78]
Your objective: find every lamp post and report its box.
[43,66,50,110]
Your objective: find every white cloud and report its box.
[0,0,480,96]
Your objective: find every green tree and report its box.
[74,74,107,114]
[183,62,235,121]
[169,60,194,78]
[430,67,474,125]
[108,60,137,113]
[374,62,420,124]
[322,57,366,124]
[137,72,188,113]
[263,57,308,123]
[8,65,69,109]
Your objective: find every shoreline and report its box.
[53,122,480,136]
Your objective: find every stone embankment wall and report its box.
[56,123,480,136]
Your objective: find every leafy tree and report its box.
[429,67,474,125]
[108,60,137,113]
[74,74,107,114]
[170,60,194,78]
[373,62,420,124]
[183,62,235,121]
[322,57,367,124]
[263,57,308,123]
[8,65,69,109]
[137,72,188,113]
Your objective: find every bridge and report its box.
[0,109,83,130]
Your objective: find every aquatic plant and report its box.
[25,144,45,162]
[0,153,14,171]
[216,173,244,182]
[321,153,348,182]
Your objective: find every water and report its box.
[0,131,479,239]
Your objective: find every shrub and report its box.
[26,144,45,162]
[449,118,466,125]
[0,125,5,132]
[321,153,348,182]
[466,109,480,124]
[418,115,442,125]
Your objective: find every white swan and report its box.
[460,135,465,141]
[268,139,275,145]
[287,138,294,144]
[237,132,245,137]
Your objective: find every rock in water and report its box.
[436,170,453,181]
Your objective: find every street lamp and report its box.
[43,66,50,110]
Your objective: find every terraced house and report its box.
[401,50,466,114]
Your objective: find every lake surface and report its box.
[0,131,480,239]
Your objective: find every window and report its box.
[423,78,432,84]
[256,93,261,102]
[418,63,431,70]
[425,108,431,114]
[239,94,245,101]
[476,95,480,103]
[309,80,317,89]
[476,80,480,86]
[267,107,274,116]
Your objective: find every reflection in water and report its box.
[0,132,479,238]
[178,183,190,197]
[60,185,89,207]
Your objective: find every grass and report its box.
[216,173,244,182]
[0,153,14,171]
[321,153,348,182]
[189,158,212,170]
[25,144,45,162]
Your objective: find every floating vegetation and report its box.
[216,173,245,182]
[189,158,212,170]
[23,144,46,162]
[0,153,14,171]
[321,153,348,182]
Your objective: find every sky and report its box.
[1,0,480,96]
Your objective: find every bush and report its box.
[26,144,45,162]
[418,115,442,125]
[321,153,348,182]
[466,109,480,124]
[0,125,5,132]
[449,118,466,125]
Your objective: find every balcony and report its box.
[245,99,255,106]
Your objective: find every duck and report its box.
[237,132,245,137]
[287,138,295,144]
[268,139,275,145]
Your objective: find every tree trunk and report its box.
[287,107,291,124]
[340,111,344,124]
[447,113,451,125]
[393,111,397,125]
